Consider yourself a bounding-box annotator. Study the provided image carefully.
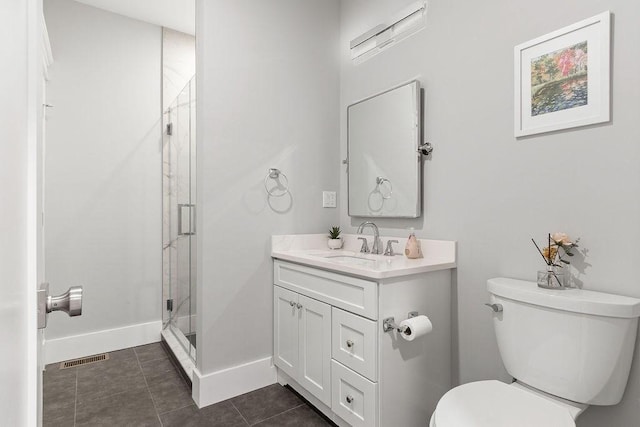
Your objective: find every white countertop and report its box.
[271,234,456,280]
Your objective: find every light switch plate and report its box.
[323,191,337,208]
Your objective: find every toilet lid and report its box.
[433,380,576,427]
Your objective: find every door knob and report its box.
[38,283,83,329]
[48,286,83,316]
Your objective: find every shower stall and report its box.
[162,76,197,377]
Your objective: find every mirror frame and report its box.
[347,80,422,218]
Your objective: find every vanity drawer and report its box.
[331,360,378,427]
[332,308,377,381]
[274,260,378,320]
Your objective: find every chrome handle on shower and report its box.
[178,203,196,236]
[37,283,83,329]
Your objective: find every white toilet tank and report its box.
[488,277,640,405]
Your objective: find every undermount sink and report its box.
[322,254,377,265]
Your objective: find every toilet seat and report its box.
[431,380,576,427]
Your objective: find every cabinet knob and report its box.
[296,303,303,309]
[346,395,354,404]
[346,339,354,349]
[289,301,295,307]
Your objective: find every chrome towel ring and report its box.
[376,176,393,199]
[264,168,290,197]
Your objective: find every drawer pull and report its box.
[345,395,354,404]
[296,303,303,309]
[289,301,296,307]
[346,339,354,349]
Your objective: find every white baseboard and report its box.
[44,320,162,364]
[193,356,277,408]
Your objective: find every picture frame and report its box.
[514,11,610,137]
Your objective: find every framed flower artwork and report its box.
[514,11,610,137]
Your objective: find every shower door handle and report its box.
[178,204,196,236]
[37,283,83,329]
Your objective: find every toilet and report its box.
[430,277,640,427]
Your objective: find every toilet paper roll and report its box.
[399,315,432,341]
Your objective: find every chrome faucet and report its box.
[357,221,382,254]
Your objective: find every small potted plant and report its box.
[532,232,579,289]
[327,226,343,249]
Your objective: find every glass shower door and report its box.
[163,77,196,361]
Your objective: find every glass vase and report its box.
[537,267,567,289]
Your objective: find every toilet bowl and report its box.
[429,380,586,427]
[429,277,640,427]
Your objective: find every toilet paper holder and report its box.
[383,311,419,333]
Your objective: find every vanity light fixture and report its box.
[350,1,427,63]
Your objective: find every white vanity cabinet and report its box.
[273,285,332,406]
[272,257,453,427]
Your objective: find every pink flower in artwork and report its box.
[574,48,587,71]
[556,49,575,76]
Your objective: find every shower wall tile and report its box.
[162,28,195,113]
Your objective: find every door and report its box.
[1,0,45,425]
[298,294,332,406]
[274,286,299,379]
[164,77,197,359]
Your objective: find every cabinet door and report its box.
[298,294,332,407]
[274,286,299,379]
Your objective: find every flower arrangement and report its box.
[532,232,579,288]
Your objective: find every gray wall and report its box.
[44,0,162,339]
[196,0,341,374]
[339,1,640,426]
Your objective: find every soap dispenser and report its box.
[404,228,423,259]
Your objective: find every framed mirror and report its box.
[347,80,422,218]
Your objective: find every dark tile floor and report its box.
[43,342,333,426]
